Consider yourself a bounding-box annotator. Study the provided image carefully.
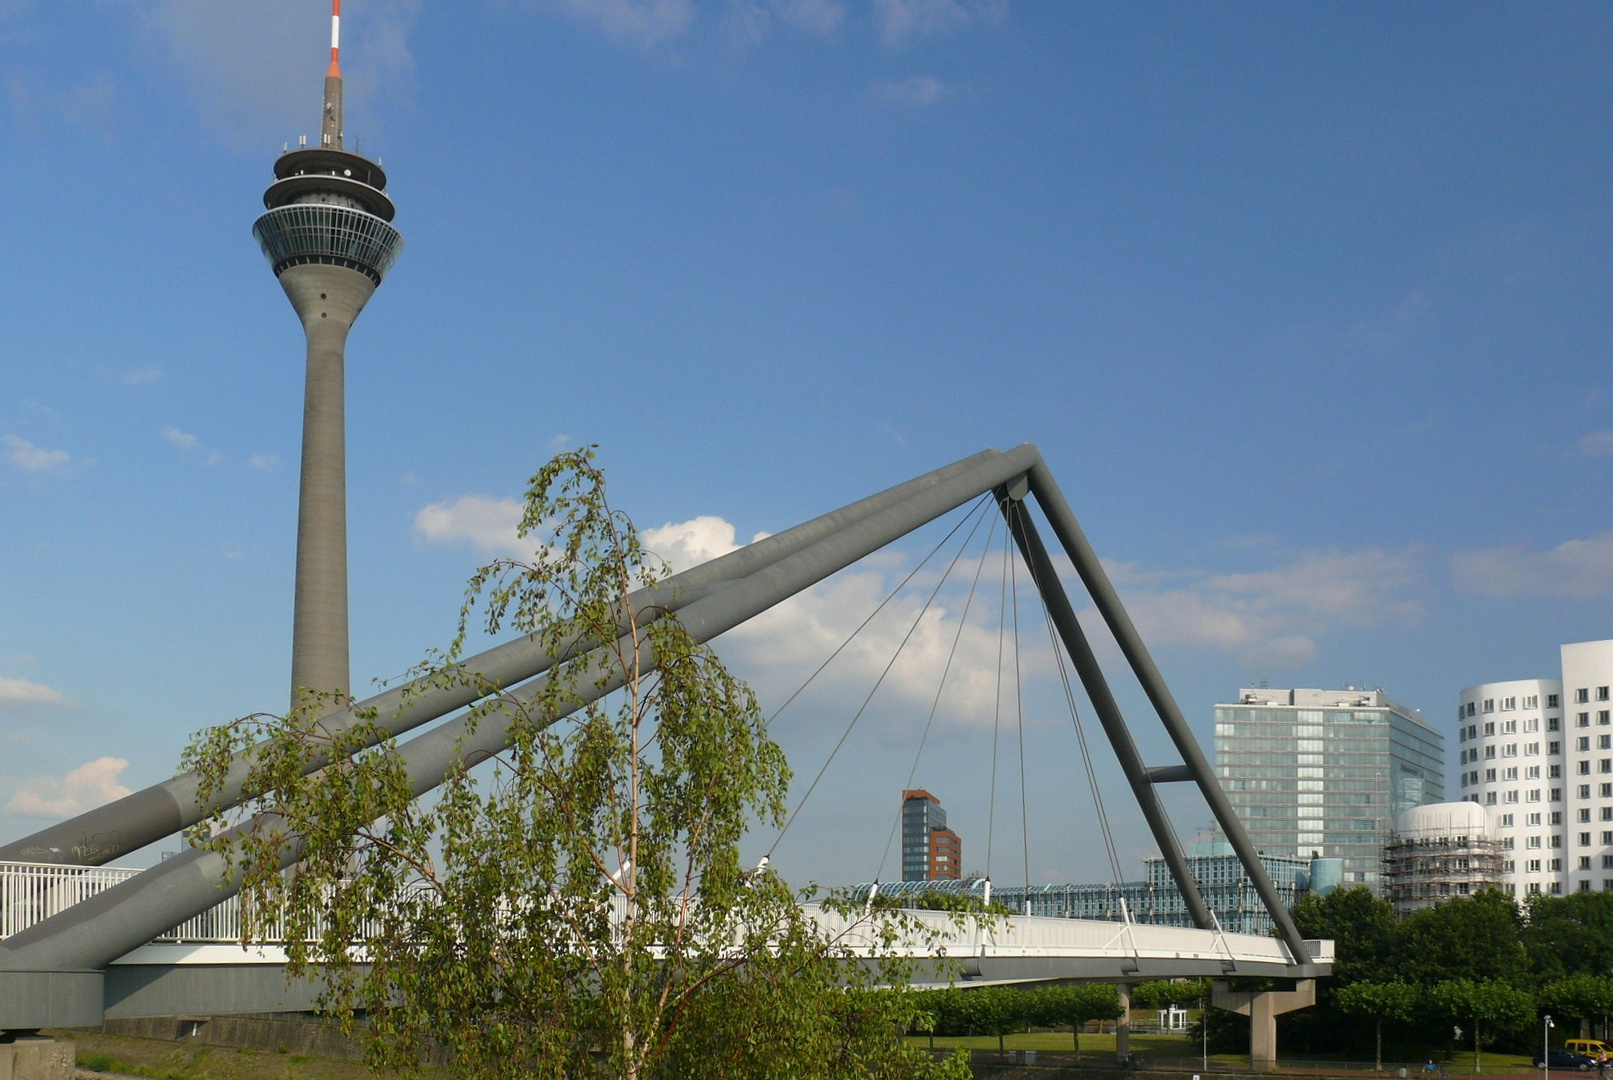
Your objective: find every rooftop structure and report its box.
[252,1,404,709]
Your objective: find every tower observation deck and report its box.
[252,1,403,709]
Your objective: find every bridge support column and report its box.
[1115,983,1131,1064]
[1212,980,1314,1072]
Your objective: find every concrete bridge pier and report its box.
[0,1034,72,1080]
[1115,982,1130,1064]
[1212,979,1315,1071]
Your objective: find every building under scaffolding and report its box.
[1382,802,1506,918]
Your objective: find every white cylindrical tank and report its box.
[1394,801,1491,841]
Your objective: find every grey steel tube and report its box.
[0,450,1006,870]
[997,492,1215,932]
[1023,461,1312,965]
[0,445,1040,973]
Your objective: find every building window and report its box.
[1579,690,1592,705]
[1582,857,1594,870]
[1550,717,1561,732]
[1504,697,1518,711]
[1487,768,1498,782]
[1529,860,1542,873]
[1553,788,1564,801]
[1470,723,1478,738]
[1581,832,1593,847]
[1528,766,1542,780]
[1578,737,1591,752]
[1601,760,1611,774]
[1529,789,1543,802]
[1506,790,1520,804]
[1485,699,1496,713]
[1554,811,1565,825]
[1551,741,1562,755]
[1487,792,1498,806]
[1502,813,1516,827]
[1504,719,1518,734]
[1553,835,1564,848]
[1529,836,1543,849]
[1487,722,1498,736]
[1580,761,1592,776]
[1552,858,1564,871]
[1549,694,1561,708]
[1581,713,1592,728]
[1486,745,1497,759]
[1468,703,1478,718]
[1603,711,1612,726]
[1582,881,1594,893]
[1505,766,1520,781]
[1604,855,1613,869]
[1552,882,1564,895]
[1605,832,1613,845]
[1601,688,1611,702]
[1580,809,1592,824]
[1527,742,1541,756]
[1527,696,1541,710]
[1551,765,1563,778]
[1604,807,1613,822]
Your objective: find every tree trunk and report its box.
[1376,1017,1383,1073]
[1073,1026,1080,1057]
[1473,1019,1481,1075]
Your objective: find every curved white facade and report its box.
[1457,677,1563,897]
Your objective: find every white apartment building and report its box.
[1458,639,1613,898]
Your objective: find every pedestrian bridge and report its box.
[0,447,1334,1031]
[0,859,1330,1021]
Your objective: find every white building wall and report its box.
[1456,677,1564,898]
[1561,640,1613,896]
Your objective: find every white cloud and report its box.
[642,515,744,573]
[872,0,1005,47]
[871,74,945,106]
[524,0,697,50]
[246,453,278,471]
[1577,431,1613,458]
[139,0,421,145]
[414,494,528,558]
[1,434,70,474]
[7,757,131,818]
[1452,533,1613,599]
[119,364,162,385]
[723,0,844,45]
[0,676,72,707]
[1106,548,1424,670]
[163,426,198,452]
[548,433,576,451]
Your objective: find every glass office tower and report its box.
[1214,687,1445,893]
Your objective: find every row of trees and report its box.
[1280,885,1613,1061]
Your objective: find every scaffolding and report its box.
[1382,831,1506,917]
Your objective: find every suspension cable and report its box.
[768,499,996,857]
[985,514,1010,882]
[763,494,991,728]
[1011,514,1030,913]
[1016,502,1125,886]
[873,510,1001,882]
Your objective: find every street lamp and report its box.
[1545,1015,1555,1080]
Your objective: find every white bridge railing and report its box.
[0,860,342,945]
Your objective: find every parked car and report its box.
[1534,1049,1596,1070]
[1565,1041,1613,1059]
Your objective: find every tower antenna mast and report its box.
[322,0,343,147]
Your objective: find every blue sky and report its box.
[1,1,1610,887]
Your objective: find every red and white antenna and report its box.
[321,0,344,147]
[328,0,342,78]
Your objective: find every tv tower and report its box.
[252,1,403,711]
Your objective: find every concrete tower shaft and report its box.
[252,2,401,711]
[281,265,375,703]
